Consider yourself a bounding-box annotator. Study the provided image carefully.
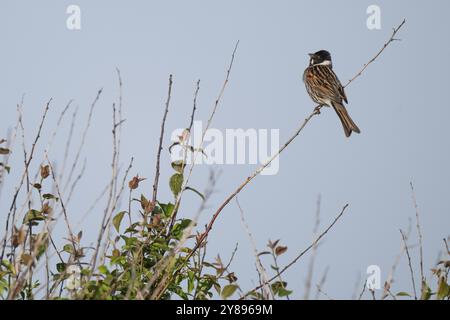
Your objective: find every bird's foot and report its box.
[314,105,322,114]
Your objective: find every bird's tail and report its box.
[332,102,361,137]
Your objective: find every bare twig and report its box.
[344,19,406,87]
[63,89,102,193]
[314,266,329,300]
[74,181,110,229]
[152,74,173,203]
[64,158,87,206]
[103,103,120,224]
[316,284,334,300]
[114,68,124,201]
[189,80,200,132]
[44,99,73,157]
[240,204,349,299]
[59,106,78,183]
[444,238,450,255]
[304,194,321,299]
[400,229,417,300]
[236,198,273,299]
[410,182,424,294]
[382,220,412,299]
[358,280,367,300]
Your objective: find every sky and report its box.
[0,0,449,299]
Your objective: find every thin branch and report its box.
[400,229,417,300]
[114,68,124,202]
[44,99,73,157]
[189,79,200,132]
[316,284,334,300]
[382,220,412,299]
[236,197,273,300]
[410,182,424,294]
[343,19,406,87]
[304,194,321,299]
[65,158,87,206]
[314,266,329,300]
[152,74,173,203]
[74,181,110,229]
[63,89,102,193]
[444,238,450,255]
[240,204,349,299]
[358,280,367,300]
[59,105,78,183]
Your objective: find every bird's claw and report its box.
[314,106,322,114]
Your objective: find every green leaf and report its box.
[113,211,126,233]
[187,271,195,293]
[171,219,194,240]
[271,281,288,295]
[56,263,66,273]
[179,219,193,230]
[63,244,74,254]
[184,186,205,200]
[1,259,16,275]
[396,291,411,297]
[23,209,46,224]
[437,277,450,300]
[221,284,238,299]
[98,265,109,275]
[278,287,293,297]
[42,193,58,201]
[171,160,186,173]
[420,281,432,300]
[169,173,183,198]
[159,202,175,218]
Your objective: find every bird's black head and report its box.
[308,50,332,66]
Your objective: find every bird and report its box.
[303,50,360,137]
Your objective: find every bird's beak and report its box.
[308,53,314,58]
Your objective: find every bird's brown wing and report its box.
[305,65,346,105]
[323,66,348,104]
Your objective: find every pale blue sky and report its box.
[1,0,449,299]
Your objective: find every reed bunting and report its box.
[303,50,360,137]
